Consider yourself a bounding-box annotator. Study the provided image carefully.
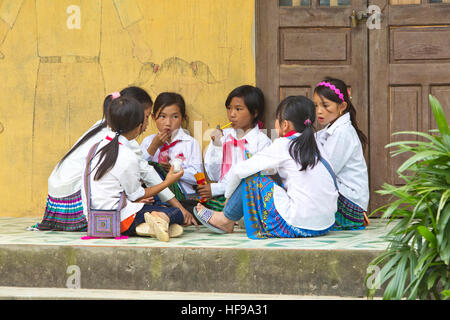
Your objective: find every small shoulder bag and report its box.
[84,142,126,238]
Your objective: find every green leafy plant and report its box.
[366,95,449,300]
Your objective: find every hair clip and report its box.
[316,81,345,102]
[111,92,121,100]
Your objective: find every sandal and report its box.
[193,206,226,234]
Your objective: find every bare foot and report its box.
[196,203,235,233]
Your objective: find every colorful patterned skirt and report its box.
[242,173,333,239]
[36,190,88,231]
[332,194,366,231]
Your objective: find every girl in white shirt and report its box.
[194,95,338,239]
[140,92,203,199]
[200,85,272,211]
[314,77,369,230]
[35,87,195,232]
[81,96,189,242]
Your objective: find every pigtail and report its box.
[92,96,144,180]
[93,132,121,181]
[289,119,321,171]
[277,96,321,171]
[346,100,368,152]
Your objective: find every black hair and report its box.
[314,77,368,152]
[93,96,144,180]
[276,95,321,171]
[225,85,265,125]
[152,92,186,120]
[121,86,153,107]
[57,86,152,167]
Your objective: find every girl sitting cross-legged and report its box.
[314,77,369,230]
[193,95,338,239]
[81,96,189,241]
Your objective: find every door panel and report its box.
[369,0,450,210]
[257,0,368,139]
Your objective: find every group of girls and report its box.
[32,76,369,241]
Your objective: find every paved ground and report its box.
[0,217,393,299]
[0,286,371,300]
[0,217,393,251]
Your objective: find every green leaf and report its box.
[442,290,450,299]
[417,226,437,248]
[426,270,440,290]
[437,190,449,222]
[397,150,442,173]
[429,94,449,136]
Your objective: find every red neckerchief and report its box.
[158,140,181,163]
[106,136,122,145]
[160,140,181,152]
[283,130,297,137]
[220,135,248,180]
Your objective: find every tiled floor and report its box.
[0,217,394,251]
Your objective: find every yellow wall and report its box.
[0,0,255,217]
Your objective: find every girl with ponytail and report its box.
[193,95,338,239]
[81,96,190,242]
[34,85,195,233]
[314,77,370,230]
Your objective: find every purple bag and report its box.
[84,142,126,238]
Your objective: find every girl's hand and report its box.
[165,165,184,185]
[137,196,155,204]
[210,128,224,147]
[196,183,213,201]
[180,207,199,228]
[148,131,170,153]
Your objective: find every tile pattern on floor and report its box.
[0,217,394,251]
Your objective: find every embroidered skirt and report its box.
[149,161,226,211]
[36,190,88,231]
[149,161,187,201]
[242,173,333,239]
[332,194,366,231]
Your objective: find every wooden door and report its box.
[257,0,368,137]
[369,0,450,210]
[256,0,450,213]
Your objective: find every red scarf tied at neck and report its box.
[158,140,180,163]
[220,135,247,180]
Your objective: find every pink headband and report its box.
[316,82,344,102]
[111,91,121,100]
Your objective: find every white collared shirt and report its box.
[204,124,272,197]
[48,119,111,198]
[81,135,146,222]
[48,120,175,204]
[316,113,369,210]
[140,128,203,195]
[224,134,337,230]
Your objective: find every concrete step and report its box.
[0,286,368,300]
[0,217,392,298]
